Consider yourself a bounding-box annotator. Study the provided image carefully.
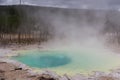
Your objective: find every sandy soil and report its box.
[0,61,58,80]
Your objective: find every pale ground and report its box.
[0,44,120,80]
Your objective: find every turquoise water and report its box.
[12,50,120,75]
[13,51,71,68]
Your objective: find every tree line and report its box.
[0,5,51,45]
[0,5,120,46]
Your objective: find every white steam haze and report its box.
[37,10,108,51]
[1,0,120,9]
[18,4,119,52]
[1,0,120,52]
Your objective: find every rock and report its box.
[97,76,117,80]
[71,74,87,80]
[0,77,5,80]
[42,70,60,79]
[63,74,71,80]
[14,67,22,70]
[37,76,55,80]
[0,62,7,64]
[59,76,69,80]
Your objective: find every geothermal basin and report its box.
[12,48,120,75]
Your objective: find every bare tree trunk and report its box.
[18,32,21,44]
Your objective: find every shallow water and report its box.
[12,49,120,75]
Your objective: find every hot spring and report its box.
[8,6,120,75]
[12,48,120,75]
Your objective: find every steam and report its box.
[37,9,108,51]
[1,0,120,52]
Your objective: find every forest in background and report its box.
[0,5,120,45]
[0,5,50,45]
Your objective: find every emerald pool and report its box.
[12,49,120,75]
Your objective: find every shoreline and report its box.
[1,44,120,80]
[0,58,120,80]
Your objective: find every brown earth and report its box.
[0,62,56,80]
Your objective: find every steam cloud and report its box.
[1,0,120,52]
[35,9,108,50]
